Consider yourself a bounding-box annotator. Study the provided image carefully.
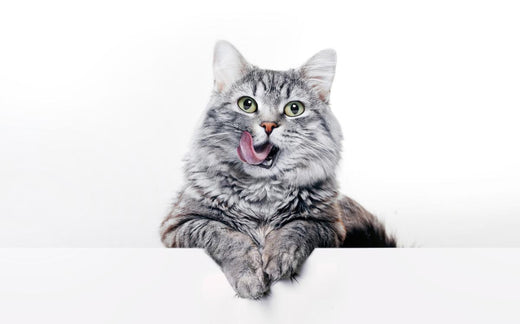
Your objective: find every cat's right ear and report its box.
[213,41,250,93]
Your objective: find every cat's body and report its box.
[160,41,395,299]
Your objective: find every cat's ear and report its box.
[300,49,337,102]
[213,41,250,93]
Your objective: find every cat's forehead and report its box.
[235,68,307,100]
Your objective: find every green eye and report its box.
[237,96,258,113]
[284,101,305,117]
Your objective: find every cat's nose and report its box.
[260,122,278,135]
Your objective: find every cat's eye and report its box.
[237,96,258,113]
[284,101,305,117]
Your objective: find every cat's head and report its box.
[189,41,343,187]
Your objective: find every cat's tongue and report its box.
[237,131,273,165]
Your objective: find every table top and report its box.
[1,248,518,324]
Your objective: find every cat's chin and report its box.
[241,164,277,178]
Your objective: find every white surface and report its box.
[0,248,519,324]
[1,0,520,247]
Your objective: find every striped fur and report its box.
[160,41,396,299]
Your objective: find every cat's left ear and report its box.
[300,49,337,102]
[213,40,250,93]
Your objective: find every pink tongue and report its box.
[237,131,273,165]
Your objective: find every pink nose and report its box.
[260,122,278,135]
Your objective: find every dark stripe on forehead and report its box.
[268,72,275,92]
[278,76,288,95]
[262,72,270,92]
[260,78,267,92]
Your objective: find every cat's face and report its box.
[190,41,343,186]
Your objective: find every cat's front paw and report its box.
[233,268,269,299]
[262,244,306,282]
[221,248,269,299]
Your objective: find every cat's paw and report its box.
[222,248,269,299]
[233,268,269,299]
[262,244,305,282]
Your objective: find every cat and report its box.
[160,41,396,299]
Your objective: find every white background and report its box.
[1,0,520,247]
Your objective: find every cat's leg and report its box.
[262,219,344,282]
[160,214,269,299]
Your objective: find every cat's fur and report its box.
[160,41,396,299]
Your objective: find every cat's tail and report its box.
[338,195,397,247]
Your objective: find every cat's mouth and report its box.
[237,131,279,169]
[256,145,279,169]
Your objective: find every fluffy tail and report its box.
[338,196,397,247]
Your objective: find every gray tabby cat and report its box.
[160,41,396,299]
